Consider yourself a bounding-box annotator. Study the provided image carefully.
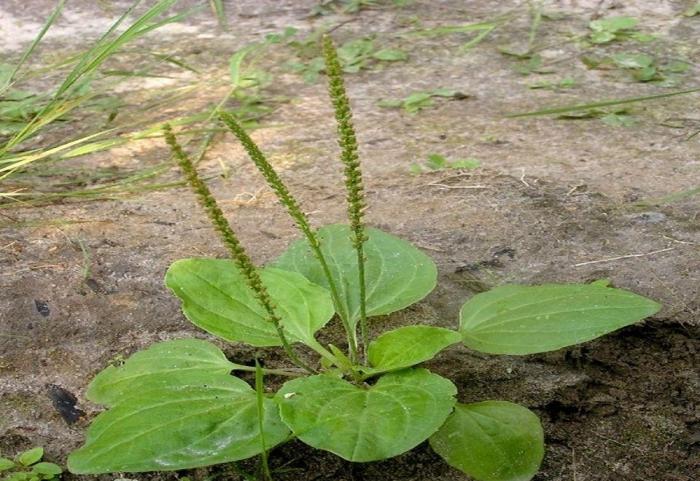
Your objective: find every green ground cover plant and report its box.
[378,88,466,113]
[586,16,654,44]
[67,36,661,481]
[410,153,480,173]
[287,34,407,83]
[0,448,62,481]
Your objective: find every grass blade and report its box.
[507,87,700,118]
[1,0,183,155]
[0,0,66,95]
[210,0,227,29]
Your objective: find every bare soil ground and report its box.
[1,1,698,480]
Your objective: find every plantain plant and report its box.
[67,37,660,481]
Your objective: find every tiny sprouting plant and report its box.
[685,3,700,17]
[67,36,661,481]
[586,16,654,44]
[581,53,690,86]
[378,88,466,113]
[288,35,407,84]
[410,153,480,174]
[1,448,62,481]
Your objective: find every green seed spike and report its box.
[162,124,313,373]
[218,110,359,363]
[322,34,369,361]
[218,111,319,252]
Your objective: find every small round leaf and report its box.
[18,448,43,467]
[31,462,62,476]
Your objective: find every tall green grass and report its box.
[0,0,193,204]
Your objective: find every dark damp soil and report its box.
[1,1,698,480]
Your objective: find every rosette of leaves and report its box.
[587,16,655,44]
[68,37,661,481]
[1,448,62,481]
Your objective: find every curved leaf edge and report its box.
[272,224,439,321]
[459,282,661,355]
[429,400,545,481]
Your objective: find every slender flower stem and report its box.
[163,124,314,373]
[322,35,369,362]
[218,111,359,363]
[254,359,273,481]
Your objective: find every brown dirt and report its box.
[1,1,699,480]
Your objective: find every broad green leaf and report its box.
[431,88,459,97]
[426,153,447,169]
[31,463,62,476]
[684,3,700,16]
[633,65,658,82]
[0,457,15,471]
[273,225,437,332]
[367,326,461,374]
[404,92,434,112]
[589,16,638,33]
[450,158,480,169]
[338,39,374,66]
[629,32,656,42]
[377,98,404,109]
[276,368,456,462]
[665,61,690,74]
[612,53,654,69]
[5,473,29,481]
[430,401,544,481]
[68,373,289,473]
[372,49,408,61]
[589,31,615,43]
[460,283,661,355]
[87,339,239,406]
[18,448,43,467]
[166,260,334,347]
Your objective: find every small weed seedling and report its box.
[527,77,576,90]
[288,36,407,83]
[68,37,661,481]
[378,88,467,113]
[587,16,654,44]
[582,52,691,86]
[685,3,700,16]
[0,448,62,481]
[410,153,480,174]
